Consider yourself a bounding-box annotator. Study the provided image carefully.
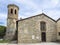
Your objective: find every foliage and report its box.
[0,25,6,38]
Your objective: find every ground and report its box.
[0,42,60,45]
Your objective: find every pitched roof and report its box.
[8,4,19,10]
[57,18,60,21]
[17,13,56,22]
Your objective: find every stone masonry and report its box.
[5,4,60,43]
[18,13,57,43]
[5,4,19,40]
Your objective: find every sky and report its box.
[0,0,60,26]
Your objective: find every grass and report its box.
[0,40,10,43]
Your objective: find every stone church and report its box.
[5,4,60,43]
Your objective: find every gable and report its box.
[17,13,56,22]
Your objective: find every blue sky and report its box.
[0,0,60,26]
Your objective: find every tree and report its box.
[0,26,6,38]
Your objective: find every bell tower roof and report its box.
[7,4,19,10]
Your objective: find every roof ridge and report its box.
[17,13,56,22]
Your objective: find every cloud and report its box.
[12,0,59,9]
[12,0,40,10]
[47,10,60,20]
[0,13,7,26]
[0,0,60,26]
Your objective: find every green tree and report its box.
[0,26,6,38]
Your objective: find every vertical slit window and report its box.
[15,9,16,14]
[11,9,13,14]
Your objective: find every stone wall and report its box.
[5,19,17,40]
[57,20,60,40]
[18,14,57,43]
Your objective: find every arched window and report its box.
[11,9,13,14]
[15,9,17,14]
[40,21,46,30]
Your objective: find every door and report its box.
[41,32,46,42]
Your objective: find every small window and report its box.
[11,9,13,14]
[15,9,17,14]
[59,32,60,36]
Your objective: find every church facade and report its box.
[5,4,60,43]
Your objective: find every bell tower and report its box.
[5,4,19,40]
